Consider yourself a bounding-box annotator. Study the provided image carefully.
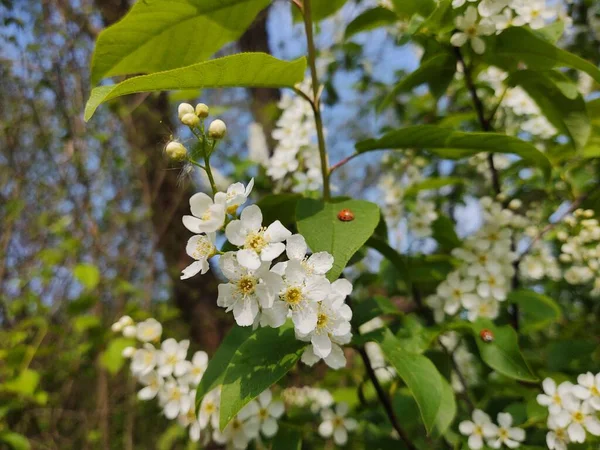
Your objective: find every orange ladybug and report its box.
[337,209,355,222]
[479,329,494,343]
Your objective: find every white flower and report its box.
[512,0,556,29]
[216,415,260,450]
[301,340,349,370]
[225,205,291,270]
[122,324,137,338]
[452,0,477,8]
[180,351,209,386]
[488,412,525,449]
[239,390,285,438]
[217,252,282,327]
[157,338,190,378]
[135,318,162,343]
[216,179,254,215]
[451,6,495,55]
[131,343,158,377]
[182,193,226,233]
[477,272,508,301]
[111,315,133,333]
[198,388,220,430]
[285,234,334,276]
[478,0,509,17]
[159,378,190,420]
[459,409,498,450]
[137,370,163,400]
[267,260,331,334]
[181,233,217,279]
[297,279,353,359]
[318,403,358,446]
[490,8,515,32]
[177,392,204,443]
[560,400,600,443]
[436,272,479,315]
[573,372,600,410]
[537,378,577,415]
[547,414,570,450]
[248,123,269,165]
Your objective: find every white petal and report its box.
[237,249,261,270]
[543,378,557,395]
[471,36,486,55]
[286,234,307,260]
[260,242,286,262]
[497,413,513,428]
[324,344,346,369]
[312,333,332,358]
[189,192,212,217]
[233,298,259,326]
[219,252,243,281]
[240,204,263,230]
[225,220,246,246]
[459,420,475,435]
[181,260,205,280]
[301,345,320,366]
[182,215,203,233]
[293,307,318,334]
[265,220,292,243]
[262,417,278,437]
[268,401,285,418]
[585,416,600,435]
[318,420,333,438]
[451,32,468,47]
[468,434,483,450]
[305,276,331,302]
[333,427,348,445]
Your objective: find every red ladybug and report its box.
[337,209,355,222]
[479,329,494,343]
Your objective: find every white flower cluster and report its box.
[426,197,524,323]
[181,177,354,370]
[451,0,560,54]
[359,317,396,383]
[248,80,323,193]
[111,315,286,449]
[281,386,334,413]
[537,374,600,448]
[477,66,557,140]
[556,209,600,294]
[519,241,561,282]
[469,153,511,182]
[378,153,438,239]
[459,410,526,449]
[318,402,358,446]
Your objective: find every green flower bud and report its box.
[195,103,209,118]
[181,112,200,127]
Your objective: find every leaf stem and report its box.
[302,0,331,201]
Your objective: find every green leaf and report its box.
[0,432,30,450]
[507,70,590,149]
[195,326,253,411]
[488,27,600,84]
[256,194,301,228]
[296,198,380,281]
[431,215,461,252]
[345,7,398,40]
[507,289,562,334]
[73,263,100,290]
[460,319,537,382]
[352,295,400,328]
[376,329,456,436]
[271,427,302,450]
[85,53,306,121]
[3,369,40,397]
[356,125,552,179]
[391,0,435,19]
[395,316,441,354]
[100,338,136,375]
[292,0,347,22]
[219,323,305,429]
[90,0,271,85]
[380,52,456,110]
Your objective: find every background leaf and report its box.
[508,289,562,333]
[271,426,302,450]
[296,198,380,281]
[100,338,136,375]
[345,7,398,40]
[90,0,271,84]
[73,263,100,290]
[85,53,306,121]
[219,323,305,429]
[356,125,552,179]
[508,70,590,149]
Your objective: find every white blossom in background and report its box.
[159,378,190,419]
[537,378,577,415]
[239,390,285,438]
[573,372,600,410]
[512,0,556,29]
[247,123,269,165]
[408,195,438,238]
[547,414,570,450]
[136,318,163,342]
[459,409,498,449]
[130,344,158,377]
[281,386,334,413]
[451,6,495,54]
[318,403,358,446]
[488,412,526,449]
[157,338,190,378]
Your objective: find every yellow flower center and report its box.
[317,313,329,329]
[201,210,212,221]
[245,229,267,252]
[591,386,599,396]
[284,287,303,305]
[333,417,344,427]
[204,402,215,414]
[474,425,483,436]
[499,428,508,439]
[193,238,216,259]
[573,411,584,423]
[227,204,239,215]
[238,276,257,296]
[466,26,477,37]
[259,408,269,419]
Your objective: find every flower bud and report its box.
[111,321,123,333]
[195,103,209,118]
[122,346,136,358]
[119,315,134,327]
[181,112,200,127]
[208,119,227,139]
[165,141,187,161]
[122,325,137,338]
[178,103,194,120]
[508,199,522,210]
